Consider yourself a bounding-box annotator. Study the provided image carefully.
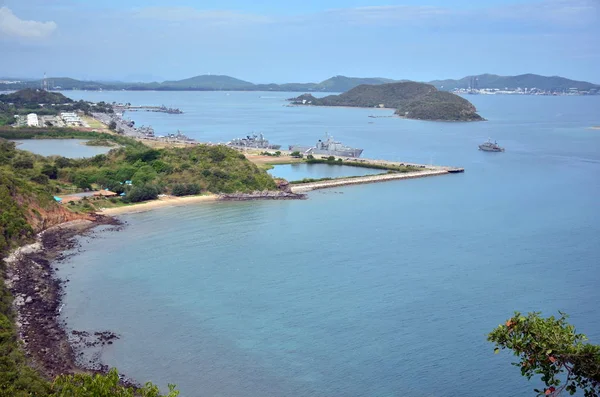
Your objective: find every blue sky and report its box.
[0,0,598,83]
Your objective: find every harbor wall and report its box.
[290,169,455,192]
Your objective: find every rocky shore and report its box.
[3,214,129,381]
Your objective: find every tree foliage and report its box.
[171,183,201,197]
[51,369,179,397]
[489,312,600,396]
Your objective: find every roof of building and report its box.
[93,190,118,197]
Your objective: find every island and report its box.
[289,81,484,121]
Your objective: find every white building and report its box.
[60,112,82,126]
[26,113,39,127]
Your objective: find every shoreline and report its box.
[3,215,131,381]
[98,194,219,215]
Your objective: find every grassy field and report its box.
[81,115,109,130]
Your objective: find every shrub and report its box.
[41,164,58,179]
[132,165,157,186]
[171,183,201,197]
[12,158,34,169]
[123,185,160,203]
[30,173,49,185]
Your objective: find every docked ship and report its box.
[479,139,504,152]
[227,133,281,150]
[289,133,364,158]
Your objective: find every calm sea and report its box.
[57,91,600,397]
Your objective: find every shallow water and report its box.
[58,92,600,396]
[12,139,112,158]
[268,163,384,181]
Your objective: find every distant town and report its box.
[451,87,599,96]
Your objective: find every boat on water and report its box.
[227,133,281,150]
[479,139,504,152]
[289,133,364,158]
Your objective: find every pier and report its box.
[113,105,183,114]
[290,168,462,192]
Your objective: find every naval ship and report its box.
[478,139,504,152]
[227,133,281,150]
[289,133,363,158]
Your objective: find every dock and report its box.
[290,168,462,193]
[113,105,183,114]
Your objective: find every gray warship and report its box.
[478,139,504,152]
[289,133,363,158]
[227,133,281,150]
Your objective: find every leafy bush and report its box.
[30,174,49,185]
[52,368,179,397]
[12,158,34,169]
[41,164,58,179]
[132,165,157,186]
[171,183,201,197]
[489,312,600,396]
[123,185,160,203]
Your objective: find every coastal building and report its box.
[26,113,39,127]
[60,112,82,126]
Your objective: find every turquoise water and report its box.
[269,163,384,181]
[58,92,600,396]
[13,139,112,158]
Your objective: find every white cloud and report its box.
[328,5,449,24]
[324,0,597,27]
[0,6,57,38]
[133,7,271,25]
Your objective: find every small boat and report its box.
[479,139,504,152]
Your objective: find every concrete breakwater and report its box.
[219,191,307,201]
[290,169,459,192]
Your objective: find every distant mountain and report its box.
[160,74,255,90]
[2,73,598,94]
[313,76,398,92]
[429,73,600,91]
[290,82,484,122]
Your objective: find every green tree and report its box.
[108,120,117,131]
[123,185,160,203]
[73,173,92,190]
[41,164,58,179]
[132,165,157,186]
[489,312,600,396]
[54,157,73,169]
[51,368,179,397]
[12,158,34,169]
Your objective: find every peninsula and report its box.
[290,82,484,121]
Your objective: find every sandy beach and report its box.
[98,194,219,215]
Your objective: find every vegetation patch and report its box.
[290,81,484,121]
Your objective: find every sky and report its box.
[0,0,599,83]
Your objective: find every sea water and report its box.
[57,92,600,396]
[268,163,385,181]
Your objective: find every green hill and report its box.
[314,76,398,92]
[0,89,73,106]
[290,81,484,121]
[429,73,600,91]
[160,75,255,90]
